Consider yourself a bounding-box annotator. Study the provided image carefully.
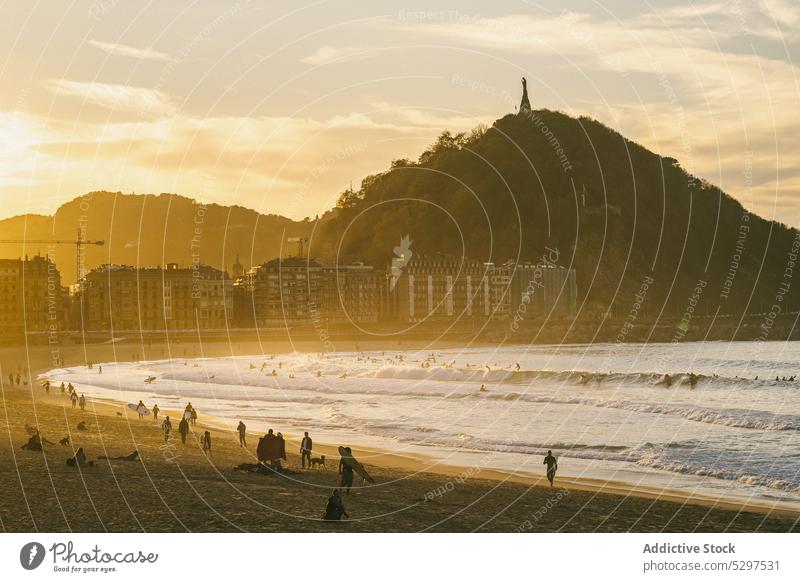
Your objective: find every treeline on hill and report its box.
[313,110,800,319]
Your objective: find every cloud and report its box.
[44,79,175,115]
[300,45,373,65]
[87,39,172,62]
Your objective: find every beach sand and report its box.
[1,340,798,533]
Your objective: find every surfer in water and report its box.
[662,374,673,388]
[543,450,558,487]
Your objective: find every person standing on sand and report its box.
[191,407,197,426]
[237,421,247,447]
[70,391,78,408]
[162,416,172,443]
[179,417,190,444]
[202,431,212,456]
[300,431,313,468]
[152,404,159,420]
[339,447,355,494]
[136,400,147,420]
[79,394,86,411]
[543,450,558,487]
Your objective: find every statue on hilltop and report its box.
[519,77,531,114]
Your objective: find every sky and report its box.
[0,0,798,225]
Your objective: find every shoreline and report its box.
[39,360,800,521]
[2,339,799,532]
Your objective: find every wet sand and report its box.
[1,340,798,532]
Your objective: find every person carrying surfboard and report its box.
[135,400,147,420]
[338,447,374,493]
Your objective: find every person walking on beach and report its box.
[544,450,558,487]
[179,417,190,445]
[79,394,86,411]
[152,404,159,420]
[162,416,172,443]
[237,421,247,447]
[339,447,355,494]
[191,407,197,426]
[70,391,78,408]
[301,431,313,468]
[323,489,349,521]
[202,431,212,456]
[136,400,147,420]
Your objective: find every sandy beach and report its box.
[1,339,798,533]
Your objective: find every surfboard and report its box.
[127,403,150,416]
[338,446,374,483]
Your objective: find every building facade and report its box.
[82,263,232,331]
[0,255,63,337]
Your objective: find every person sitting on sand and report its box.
[323,489,349,521]
[76,421,88,431]
[543,450,558,487]
[162,416,172,443]
[152,404,159,420]
[67,447,95,467]
[21,432,44,451]
[99,450,139,461]
[179,417,190,444]
[202,431,212,456]
[237,421,247,447]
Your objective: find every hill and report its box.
[0,192,313,284]
[313,110,800,318]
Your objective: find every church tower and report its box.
[231,252,244,279]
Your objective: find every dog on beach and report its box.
[311,455,326,469]
[116,412,123,417]
[59,436,70,446]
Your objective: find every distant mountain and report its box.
[313,110,800,316]
[0,192,313,284]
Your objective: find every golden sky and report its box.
[1,0,798,224]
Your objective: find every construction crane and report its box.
[0,229,105,285]
[287,237,309,258]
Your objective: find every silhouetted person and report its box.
[339,447,355,493]
[152,404,159,420]
[79,394,86,411]
[70,392,78,408]
[544,450,558,486]
[202,431,212,456]
[162,416,172,442]
[179,418,190,444]
[237,421,247,447]
[191,408,197,426]
[99,450,139,461]
[323,489,349,521]
[663,374,672,388]
[136,400,147,420]
[301,431,313,468]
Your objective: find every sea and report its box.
[44,341,800,511]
